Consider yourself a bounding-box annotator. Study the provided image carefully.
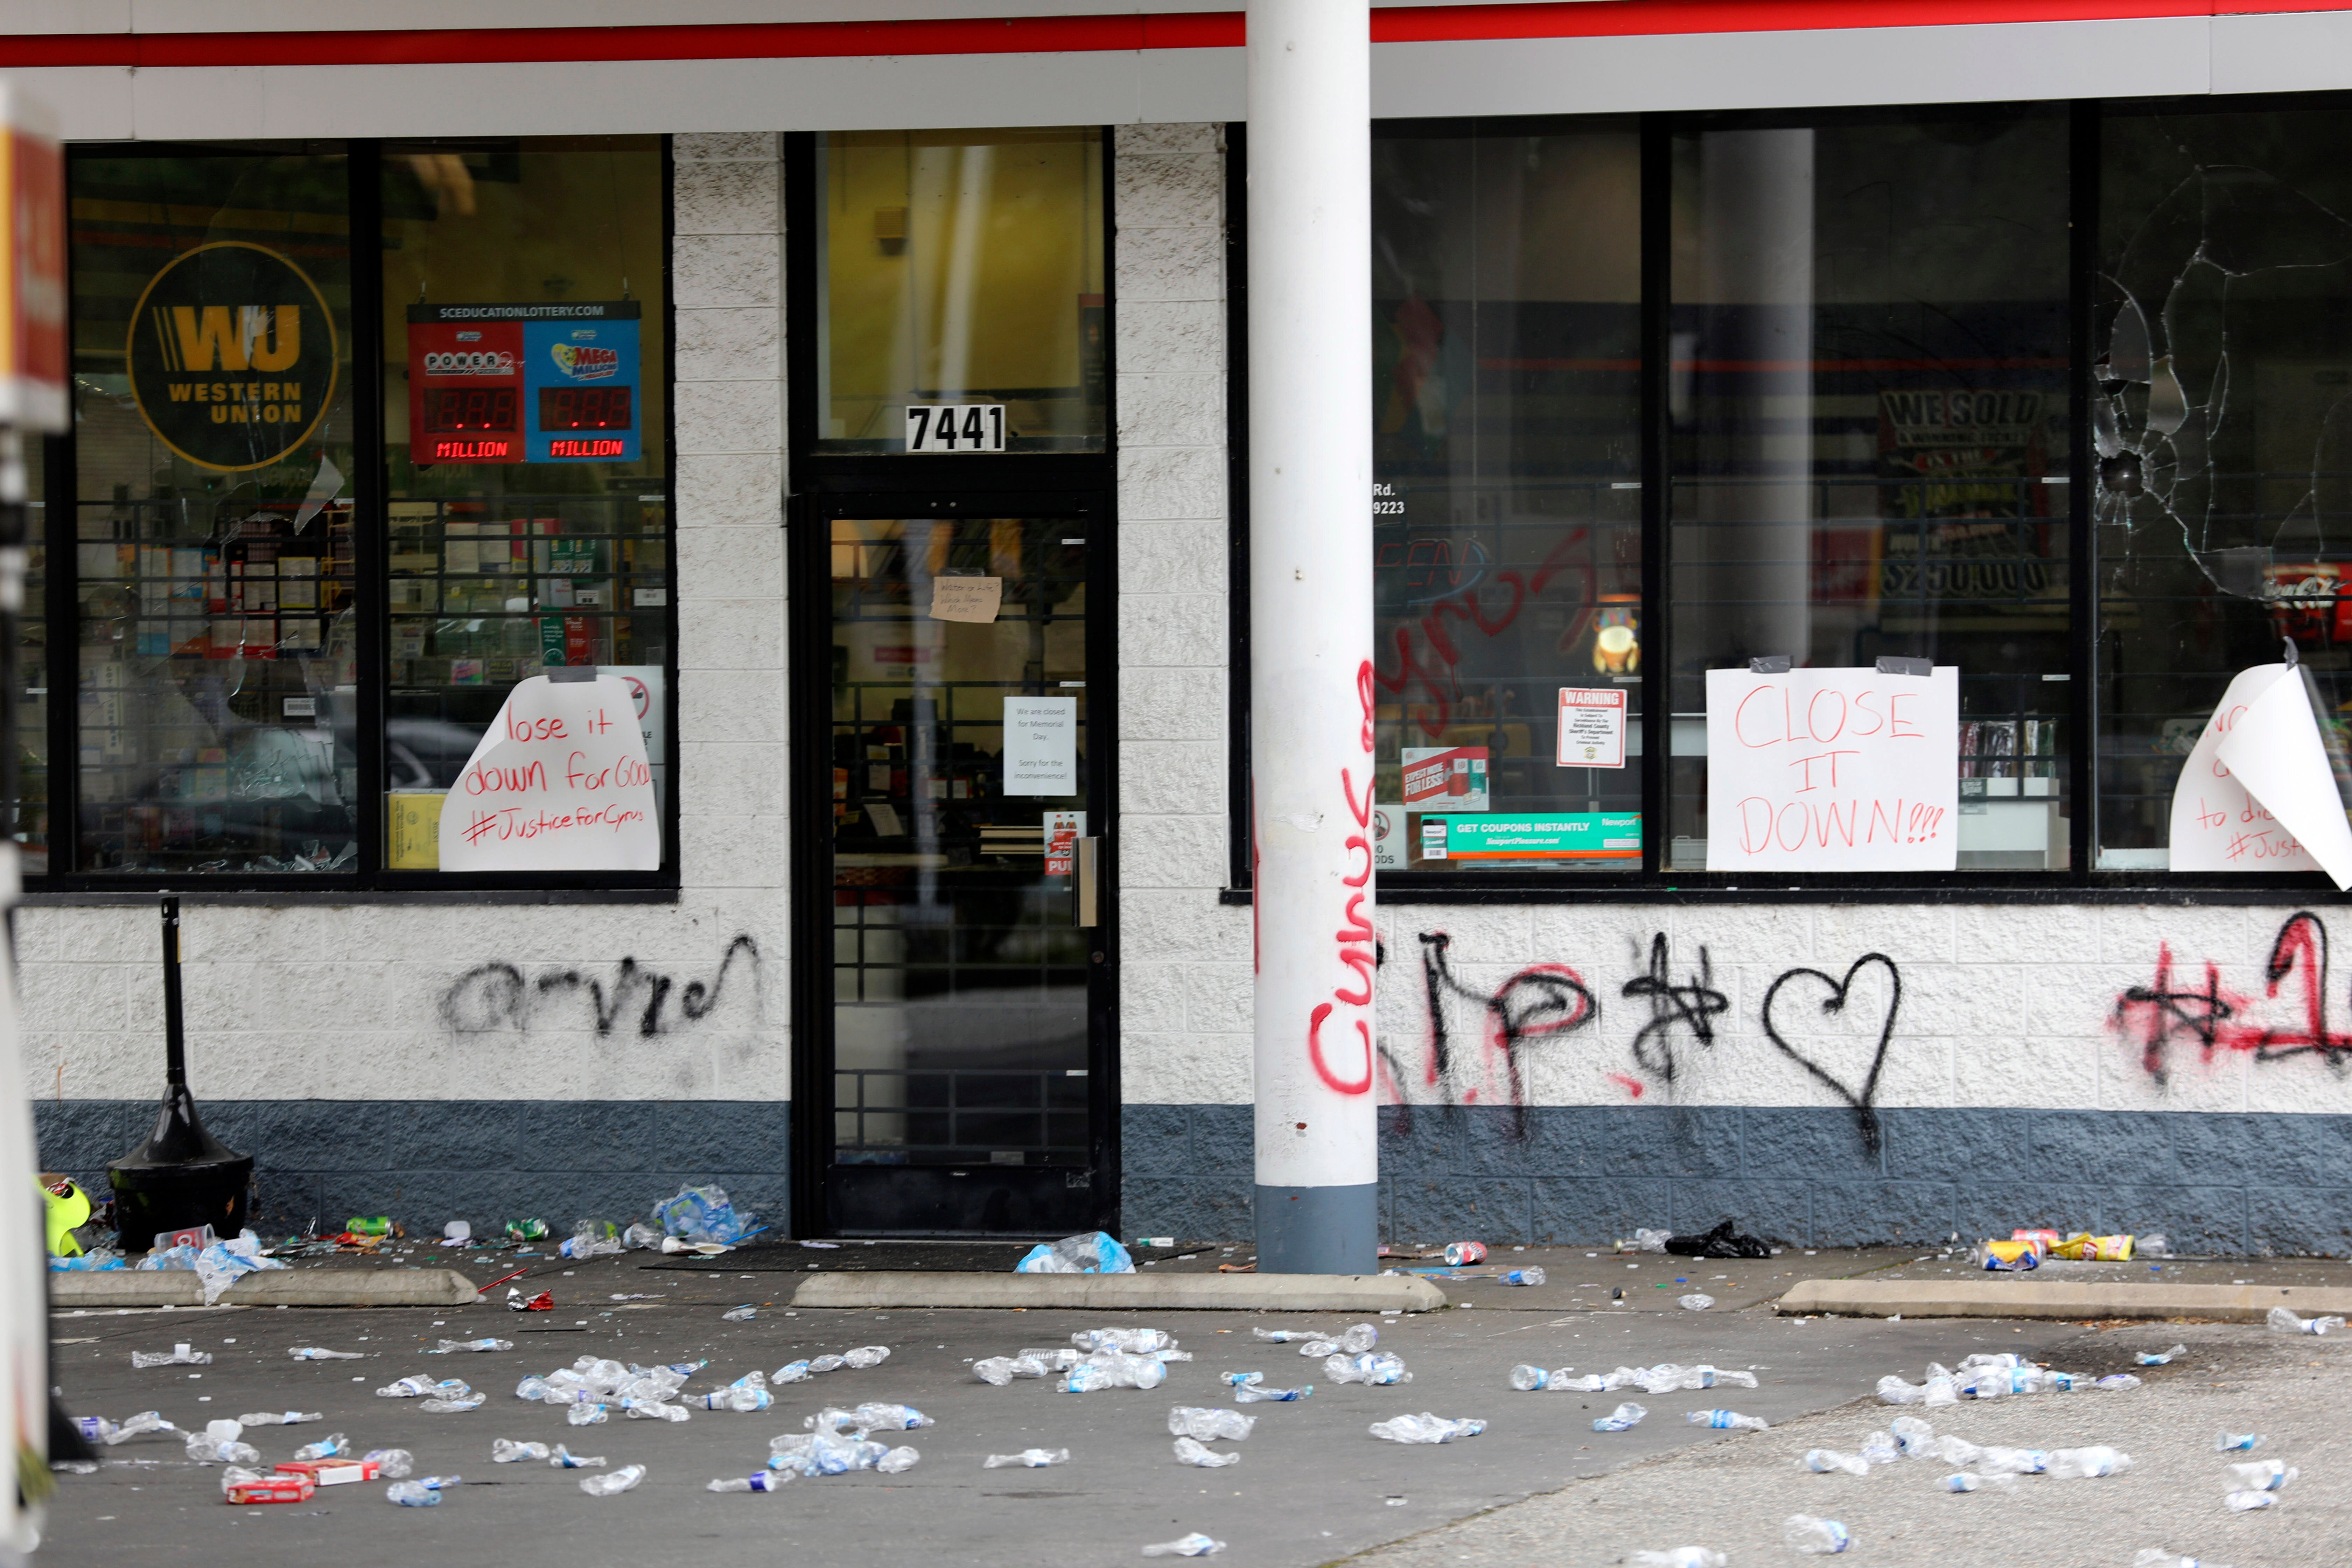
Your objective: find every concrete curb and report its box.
[51,1268,484,1309]
[1778,1278,2352,1322]
[788,1271,1449,1313]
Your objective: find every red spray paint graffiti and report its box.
[1374,530,1595,742]
[1304,663,1381,1097]
[2113,911,2352,1083]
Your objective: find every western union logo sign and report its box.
[126,242,337,471]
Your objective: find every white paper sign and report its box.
[1557,686,1627,768]
[1705,665,1959,872]
[438,674,659,871]
[2168,664,2323,874]
[1003,696,1078,796]
[2216,665,2352,890]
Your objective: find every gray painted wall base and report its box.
[1124,1103,2352,1256]
[1255,1181,1379,1274]
[36,1100,790,1234]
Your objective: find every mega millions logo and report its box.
[548,340,618,381]
[126,241,338,471]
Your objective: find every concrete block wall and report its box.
[23,131,795,1232]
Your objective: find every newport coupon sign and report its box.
[125,240,337,471]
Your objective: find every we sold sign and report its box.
[1705,666,1958,872]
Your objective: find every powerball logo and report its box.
[549,342,619,380]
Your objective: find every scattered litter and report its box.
[507,1289,555,1312]
[806,1402,933,1436]
[1639,1364,1757,1394]
[2215,1432,2263,1451]
[560,1222,624,1260]
[983,1449,1070,1468]
[363,1448,413,1478]
[492,1439,551,1463]
[2223,1490,2277,1512]
[696,1372,774,1413]
[1510,1365,1571,1391]
[1140,1534,1224,1558]
[1369,1413,1485,1444]
[1890,1416,1935,1456]
[2267,1306,2345,1336]
[77,1410,175,1447]
[1783,1515,1850,1555]
[1940,1474,2001,1492]
[974,1356,1050,1385]
[1856,1431,1899,1465]
[1665,1219,1771,1259]
[136,1230,289,1304]
[378,1376,471,1400]
[443,1221,470,1242]
[1593,1402,1647,1432]
[1629,1551,1727,1568]
[707,1473,785,1492]
[428,1338,513,1354]
[1497,1267,1546,1286]
[551,1447,604,1468]
[1172,1436,1239,1468]
[236,1411,320,1427]
[1326,1352,1410,1386]
[1076,1328,1177,1353]
[2226,1459,2296,1492]
[1225,1373,1310,1402]
[290,1434,349,1461]
[581,1464,646,1497]
[2136,1344,2187,1365]
[1629,1229,1672,1253]
[1677,1294,1715,1311]
[652,1184,759,1247]
[225,1472,312,1505]
[1063,1349,1169,1393]
[568,1404,609,1426]
[1169,1408,1253,1442]
[276,1457,378,1487]
[288,1347,363,1361]
[1443,1242,1486,1266]
[722,1306,758,1322]
[184,1421,261,1465]
[2095,1374,2143,1391]
[1802,1450,1869,1476]
[1685,1409,1768,1432]
[2046,1446,2132,1478]
[421,1392,487,1414]
[1016,1231,1135,1274]
[386,1478,456,1507]
[130,1343,212,1370]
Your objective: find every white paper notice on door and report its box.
[2214,663,2352,890]
[1003,696,1078,796]
[2168,663,2324,874]
[1705,664,1959,872]
[439,674,660,872]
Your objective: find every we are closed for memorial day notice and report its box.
[1704,665,1958,872]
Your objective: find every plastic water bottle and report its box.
[549,1446,604,1468]
[1857,1431,1899,1465]
[622,1398,691,1423]
[236,1411,320,1426]
[567,1402,609,1426]
[1140,1534,1225,1559]
[1939,1474,1985,1492]
[808,1355,847,1373]
[492,1439,550,1463]
[386,1481,440,1507]
[2268,1305,2346,1335]
[1169,1407,1254,1442]
[1592,1402,1646,1432]
[1234,1381,1310,1404]
[1074,1328,1174,1353]
[1890,1416,1935,1456]
[1326,1352,1410,1386]
[772,1361,812,1383]
[291,1433,348,1461]
[432,1338,513,1354]
[1686,1409,1769,1432]
[2046,1446,2132,1479]
[420,1393,486,1413]
[842,1346,891,1368]
[1173,1436,1240,1468]
[2215,1431,2262,1451]
[581,1463,646,1497]
[876,1446,919,1474]
[2224,1490,2278,1512]
[982,1448,1070,1468]
[2226,1459,2296,1491]
[362,1448,413,1479]
[289,1347,364,1361]
[1978,1447,2049,1476]
[706,1473,782,1492]
[2136,1343,2186,1365]
[974,1356,1048,1385]
[2094,1374,2143,1390]
[1367,1413,1485,1444]
[1677,1294,1715,1311]
[1628,1551,1727,1568]
[1801,1449,1868,1476]
[1496,1266,1547,1286]
[1783,1515,1850,1554]
[1509,1365,1558,1391]
[696,1385,772,1412]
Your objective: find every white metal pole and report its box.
[1247,0,1377,1274]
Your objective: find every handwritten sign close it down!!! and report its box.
[1705,665,1958,872]
[438,674,659,872]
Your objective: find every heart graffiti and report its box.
[1761,952,1902,1155]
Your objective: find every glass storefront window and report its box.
[379,137,670,870]
[1371,122,1645,872]
[2093,102,2352,871]
[69,148,358,874]
[1666,108,2074,872]
[814,128,1105,453]
[15,440,44,874]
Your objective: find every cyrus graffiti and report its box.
[2113,910,2352,1082]
[1301,662,1382,1097]
[440,934,760,1037]
[1374,530,1595,742]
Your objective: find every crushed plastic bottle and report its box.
[582,1463,647,1497]
[1783,1515,1851,1555]
[2046,1446,2132,1478]
[1857,1431,1899,1466]
[1497,1267,1547,1286]
[1685,1409,1769,1432]
[2133,1554,2229,1568]
[1977,1447,2049,1476]
[2267,1306,2345,1336]
[772,1360,812,1383]
[621,1397,692,1422]
[2215,1432,2263,1451]
[288,1346,364,1361]
[1063,1350,1169,1393]
[1173,1436,1239,1468]
[1592,1402,1647,1432]
[386,1481,441,1507]
[1140,1534,1225,1559]
[1631,1228,1672,1252]
[2136,1343,2187,1366]
[421,1393,487,1413]
[1326,1352,1411,1386]
[492,1439,551,1463]
[290,1433,349,1461]
[2223,1490,2277,1513]
[2226,1459,2296,1491]
[983,1448,1071,1469]
[696,1384,774,1413]
[184,1425,261,1465]
[1802,1449,1868,1476]
[378,1375,469,1400]
[974,1356,1049,1385]
[1018,1348,1084,1371]
[1628,1551,1727,1568]
[809,1356,847,1374]
[1075,1328,1176,1354]
[706,1473,784,1492]
[567,1402,610,1426]
[1638,1365,1759,1394]
[1677,1294,1715,1311]
[130,1343,212,1369]
[1169,1407,1254,1442]
[1940,1474,1991,1492]
[1232,1379,1310,1404]
[721,1306,758,1322]
[843,1346,891,1369]
[1510,1365,1567,1392]
[1369,1413,1486,1444]
[363,1448,414,1479]
[236,1410,320,1426]
[430,1338,514,1354]
[1926,1435,1985,1467]
[1890,1416,1935,1456]
[2095,1374,2144,1391]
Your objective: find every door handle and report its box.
[1077,836,1100,927]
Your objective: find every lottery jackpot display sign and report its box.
[408,302,641,465]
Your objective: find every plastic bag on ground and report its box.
[1664,1219,1772,1259]
[1141,1534,1225,1558]
[1370,1413,1485,1444]
[651,1184,758,1247]
[1016,1231,1135,1274]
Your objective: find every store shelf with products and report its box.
[72,496,359,874]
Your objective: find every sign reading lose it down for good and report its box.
[1705,665,1958,872]
[439,674,659,871]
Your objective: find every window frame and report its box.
[27,135,682,899]
[1224,99,2352,905]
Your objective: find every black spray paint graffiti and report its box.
[2113,910,2352,1082]
[440,935,760,1038]
[1396,929,1903,1156]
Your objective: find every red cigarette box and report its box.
[228,1475,315,1505]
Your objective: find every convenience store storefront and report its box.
[21,4,2352,1251]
